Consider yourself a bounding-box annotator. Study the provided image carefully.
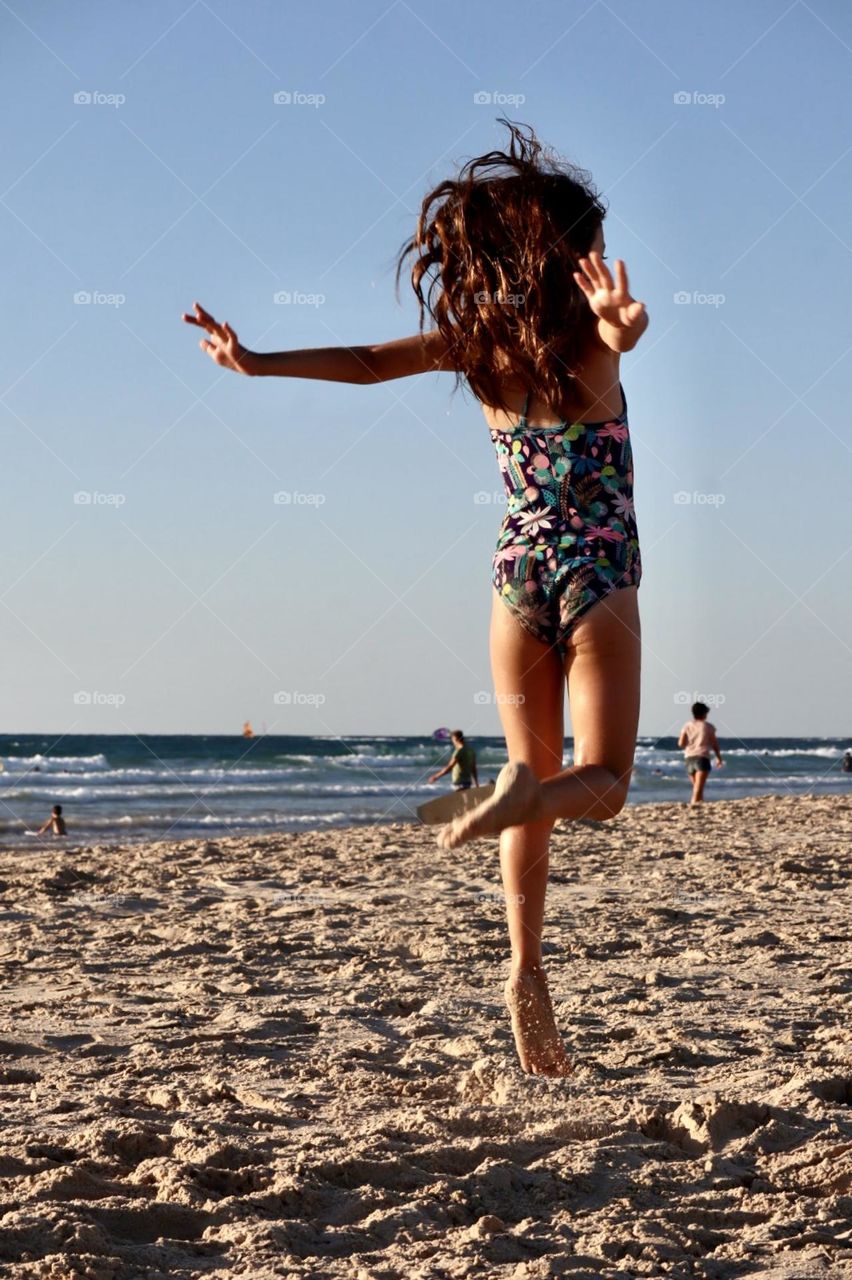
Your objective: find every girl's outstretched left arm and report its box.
[573,253,649,353]
[182,303,455,382]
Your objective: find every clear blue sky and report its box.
[2,0,851,738]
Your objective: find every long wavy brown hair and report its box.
[396,120,606,417]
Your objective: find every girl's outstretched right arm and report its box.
[182,303,455,383]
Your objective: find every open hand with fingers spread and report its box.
[182,302,258,375]
[573,252,648,350]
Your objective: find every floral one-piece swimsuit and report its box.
[489,384,641,654]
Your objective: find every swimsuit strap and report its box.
[520,390,531,420]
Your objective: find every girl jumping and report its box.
[183,121,648,1077]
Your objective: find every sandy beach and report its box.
[0,794,850,1278]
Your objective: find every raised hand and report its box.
[181,302,257,375]
[573,253,647,333]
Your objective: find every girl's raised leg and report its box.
[439,587,641,845]
[550,585,641,822]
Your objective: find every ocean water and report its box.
[0,734,849,849]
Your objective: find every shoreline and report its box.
[6,789,849,855]
[2,734,848,852]
[0,793,849,1277]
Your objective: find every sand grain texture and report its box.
[0,795,850,1278]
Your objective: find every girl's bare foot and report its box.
[437,761,542,850]
[504,965,573,1077]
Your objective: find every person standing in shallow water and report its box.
[36,804,67,837]
[678,701,724,805]
[428,730,479,791]
[183,121,648,1078]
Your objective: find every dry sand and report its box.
[0,794,850,1279]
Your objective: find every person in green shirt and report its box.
[429,730,479,791]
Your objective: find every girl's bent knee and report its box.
[579,772,629,820]
[599,778,629,819]
[597,797,627,820]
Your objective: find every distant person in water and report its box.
[36,804,67,837]
[429,731,479,791]
[678,702,723,805]
[842,749,852,774]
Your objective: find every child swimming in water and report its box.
[183,121,648,1076]
[36,804,67,837]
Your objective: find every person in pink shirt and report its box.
[678,701,723,805]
